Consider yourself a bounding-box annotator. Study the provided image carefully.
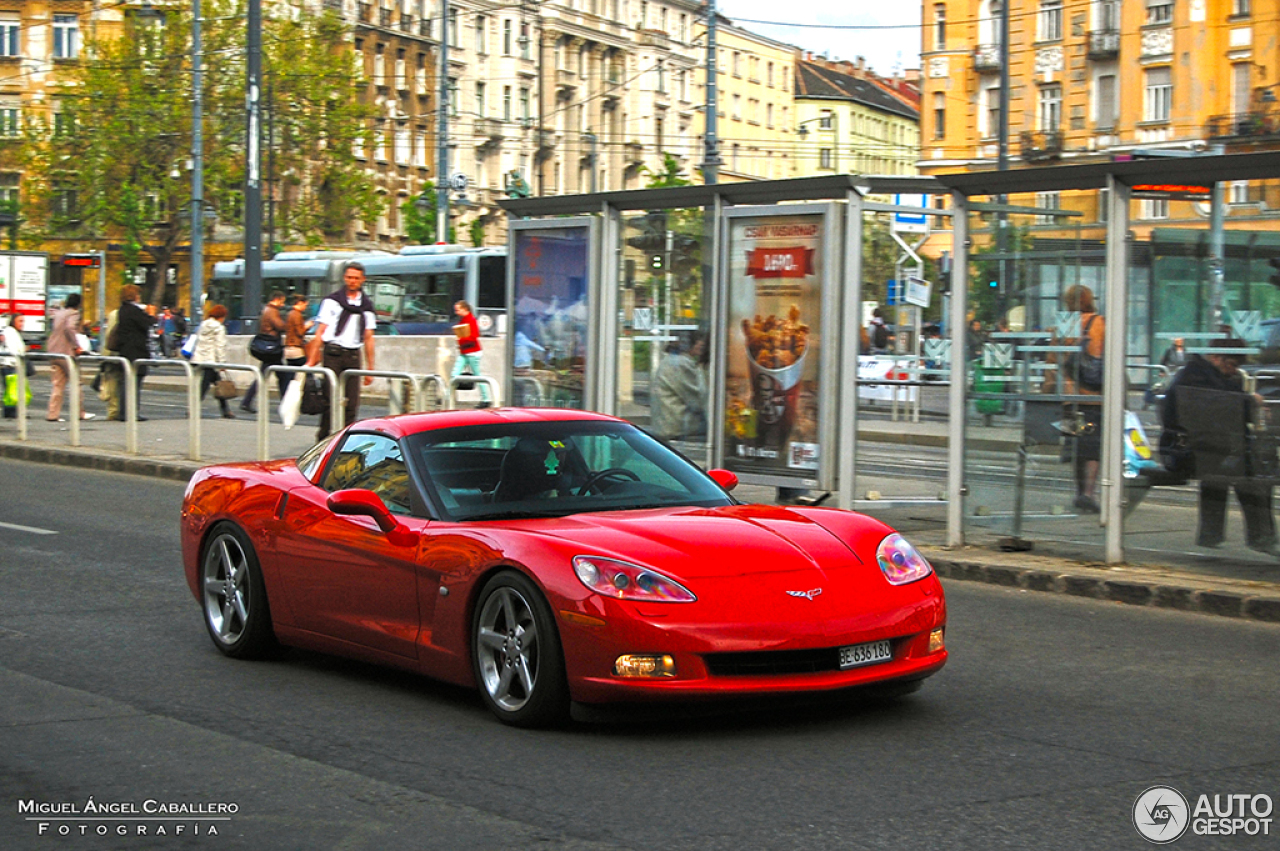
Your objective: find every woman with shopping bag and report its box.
[193,305,236,419]
[1,313,31,418]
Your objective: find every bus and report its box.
[209,245,508,335]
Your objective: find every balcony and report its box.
[636,29,670,49]
[474,118,505,146]
[535,129,556,160]
[1020,129,1064,162]
[1087,28,1120,59]
[974,43,1002,73]
[1205,111,1278,141]
[625,140,645,165]
[556,69,577,95]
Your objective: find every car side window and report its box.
[322,433,412,514]
[296,435,336,482]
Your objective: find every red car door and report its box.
[274,431,427,659]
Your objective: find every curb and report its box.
[927,556,1280,625]
[0,440,200,482]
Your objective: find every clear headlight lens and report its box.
[573,556,696,603]
[876,533,934,585]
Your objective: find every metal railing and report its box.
[15,353,81,444]
[195,362,265,458]
[136,357,200,460]
[264,364,338,459]
[343,369,424,416]
[71,355,136,452]
[447,374,500,409]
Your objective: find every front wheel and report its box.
[200,522,275,659]
[472,571,569,727]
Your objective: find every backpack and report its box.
[1073,315,1103,391]
[872,322,890,350]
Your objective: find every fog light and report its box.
[614,654,676,678]
[928,628,945,654]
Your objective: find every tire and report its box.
[199,522,276,659]
[472,571,570,727]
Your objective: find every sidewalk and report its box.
[2,373,1278,625]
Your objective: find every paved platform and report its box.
[2,371,1278,625]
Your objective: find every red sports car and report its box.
[182,408,947,726]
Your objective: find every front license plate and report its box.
[838,639,893,670]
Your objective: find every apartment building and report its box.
[709,21,798,182]
[794,55,920,179]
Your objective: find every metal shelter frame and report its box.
[502,152,1280,563]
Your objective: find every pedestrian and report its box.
[100,307,121,420]
[306,262,376,441]
[651,332,708,442]
[966,318,986,358]
[452,300,491,407]
[171,307,188,351]
[113,284,157,421]
[870,307,890,352]
[159,306,174,357]
[281,292,313,387]
[1060,284,1104,513]
[46,293,94,422]
[1,313,26,418]
[1161,338,1276,553]
[1160,337,1188,370]
[194,304,235,419]
[242,290,287,414]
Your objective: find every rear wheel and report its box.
[200,522,275,659]
[472,571,569,727]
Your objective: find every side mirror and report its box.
[707,468,738,492]
[328,489,401,533]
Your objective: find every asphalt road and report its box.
[2,459,1278,850]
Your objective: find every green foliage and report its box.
[399,182,455,244]
[641,154,692,189]
[20,2,382,304]
[468,217,485,247]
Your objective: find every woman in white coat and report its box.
[194,304,234,419]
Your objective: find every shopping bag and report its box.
[279,375,304,429]
[212,373,239,400]
[3,372,31,407]
[180,333,197,360]
[300,374,329,415]
[456,366,475,392]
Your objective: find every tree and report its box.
[20,2,382,305]
[399,182,455,245]
[641,153,692,189]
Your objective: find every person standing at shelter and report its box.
[1060,284,1105,513]
[194,304,235,419]
[652,333,708,442]
[114,285,156,421]
[307,262,376,441]
[241,290,287,414]
[1161,338,1276,553]
[452,300,491,408]
[46,293,93,422]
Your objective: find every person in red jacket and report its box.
[452,300,491,408]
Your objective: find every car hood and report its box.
[507,504,880,579]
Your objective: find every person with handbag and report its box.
[241,291,287,414]
[306,262,376,441]
[1,312,28,419]
[113,284,157,422]
[194,304,236,419]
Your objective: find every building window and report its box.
[984,86,1000,138]
[1144,67,1172,122]
[1095,74,1117,129]
[0,173,17,206]
[732,51,741,77]
[819,110,835,130]
[766,102,774,128]
[1097,0,1120,29]
[503,86,512,121]
[934,4,947,50]
[1233,63,1250,115]
[1232,0,1250,15]
[520,22,532,59]
[395,125,411,165]
[0,16,19,57]
[520,87,530,122]
[52,184,78,219]
[53,14,79,59]
[395,51,407,90]
[1035,192,1061,224]
[1230,181,1250,204]
[1039,85,1061,132]
[1140,198,1169,219]
[503,19,513,55]
[0,102,18,137]
[933,92,946,140]
[373,47,385,86]
[474,14,486,53]
[1146,0,1173,25]
[1038,0,1063,41]
[448,77,459,116]
[475,82,485,118]
[448,8,459,48]
[819,148,834,169]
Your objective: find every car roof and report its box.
[351,407,625,439]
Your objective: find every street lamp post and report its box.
[436,0,450,244]
[243,0,263,325]
[190,0,204,323]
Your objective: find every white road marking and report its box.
[0,521,59,536]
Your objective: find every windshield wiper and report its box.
[464,509,571,521]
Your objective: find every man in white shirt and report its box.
[306,262,377,441]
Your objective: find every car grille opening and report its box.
[704,647,843,677]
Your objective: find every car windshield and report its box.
[406,420,733,522]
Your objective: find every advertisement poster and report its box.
[0,254,49,333]
[511,226,590,409]
[724,214,825,479]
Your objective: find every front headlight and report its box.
[875,533,933,585]
[573,556,696,602]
